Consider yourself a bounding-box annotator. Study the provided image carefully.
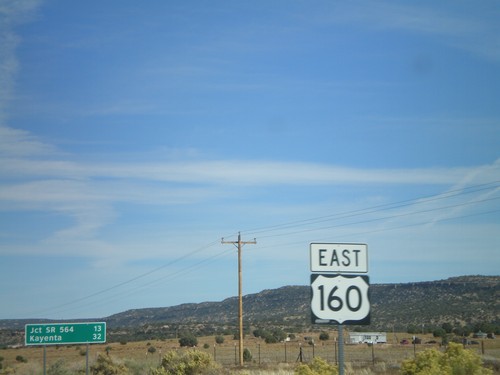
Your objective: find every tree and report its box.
[407,324,419,334]
[441,322,453,334]
[179,334,198,347]
[433,327,446,338]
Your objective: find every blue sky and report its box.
[1,0,499,320]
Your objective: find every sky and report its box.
[0,0,499,320]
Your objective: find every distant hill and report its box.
[103,275,499,330]
[1,275,498,345]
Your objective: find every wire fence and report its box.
[209,341,500,367]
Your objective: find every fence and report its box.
[209,340,500,367]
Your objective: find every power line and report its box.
[250,195,500,241]
[45,247,236,318]
[24,179,499,318]
[241,180,500,237]
[25,240,221,317]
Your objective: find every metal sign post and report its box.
[86,342,90,375]
[338,325,345,375]
[43,345,46,375]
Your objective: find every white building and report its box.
[348,332,387,344]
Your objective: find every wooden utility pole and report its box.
[221,232,256,366]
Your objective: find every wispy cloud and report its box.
[1,123,499,262]
[0,1,41,117]
[0,126,57,156]
[3,126,495,187]
[322,1,500,62]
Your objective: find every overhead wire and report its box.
[240,180,500,237]
[25,179,500,318]
[48,247,236,318]
[25,239,221,318]
[248,195,500,241]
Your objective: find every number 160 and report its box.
[317,284,362,312]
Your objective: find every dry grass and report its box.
[1,331,499,374]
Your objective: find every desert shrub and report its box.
[401,342,492,375]
[253,327,287,343]
[179,334,198,347]
[148,346,157,354]
[15,355,27,363]
[152,350,219,375]
[90,354,130,375]
[124,359,150,375]
[319,332,329,341]
[243,348,252,362]
[215,335,225,344]
[295,357,338,375]
[47,359,70,375]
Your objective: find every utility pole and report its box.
[221,232,256,366]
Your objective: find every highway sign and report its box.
[25,322,106,346]
[310,243,368,273]
[311,274,370,325]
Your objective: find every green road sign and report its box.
[25,322,106,346]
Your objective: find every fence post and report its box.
[372,343,375,365]
[334,340,337,365]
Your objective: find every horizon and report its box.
[1,1,499,320]
[0,274,497,321]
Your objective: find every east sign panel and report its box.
[310,243,370,325]
[25,322,106,346]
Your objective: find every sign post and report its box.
[310,243,370,375]
[25,322,106,374]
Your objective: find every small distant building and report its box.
[348,332,387,344]
[473,331,488,339]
